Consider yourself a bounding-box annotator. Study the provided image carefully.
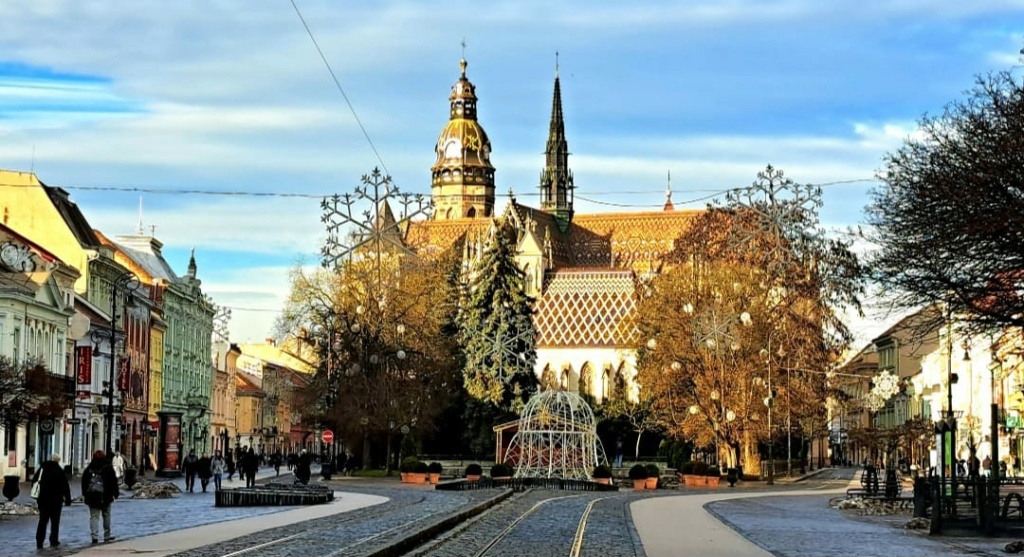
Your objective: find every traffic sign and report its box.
[321,430,334,444]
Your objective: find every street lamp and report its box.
[95,271,139,457]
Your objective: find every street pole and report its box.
[787,367,792,477]
[104,279,118,457]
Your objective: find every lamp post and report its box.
[101,271,140,457]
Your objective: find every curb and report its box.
[362,488,515,557]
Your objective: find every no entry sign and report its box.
[322,430,334,444]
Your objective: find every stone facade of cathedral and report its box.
[405,58,700,404]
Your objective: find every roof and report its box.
[235,372,265,396]
[107,234,180,284]
[237,342,315,374]
[534,268,637,348]
[571,209,700,272]
[42,185,100,249]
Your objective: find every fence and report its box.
[912,476,1024,535]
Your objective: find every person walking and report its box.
[211,450,226,491]
[82,450,119,544]
[225,450,235,482]
[111,450,126,485]
[183,450,199,492]
[296,449,312,485]
[197,453,213,493]
[33,453,71,549]
[244,447,259,488]
[273,450,282,477]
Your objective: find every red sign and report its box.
[117,356,130,391]
[321,430,334,444]
[76,346,92,385]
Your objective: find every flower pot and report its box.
[2,475,20,501]
[428,473,440,485]
[706,475,721,488]
[633,479,646,491]
[645,477,658,490]
[684,474,702,487]
[409,473,427,484]
[466,474,481,482]
[401,472,410,483]
[595,477,611,485]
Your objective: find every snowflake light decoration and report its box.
[865,370,900,411]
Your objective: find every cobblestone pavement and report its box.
[1,466,310,557]
[165,485,505,557]
[407,490,653,557]
[707,493,1007,556]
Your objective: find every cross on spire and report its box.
[555,50,559,77]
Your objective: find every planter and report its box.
[645,477,658,490]
[726,468,738,487]
[595,477,611,485]
[428,473,440,485]
[400,473,410,483]
[492,476,511,481]
[683,474,703,487]
[408,473,427,484]
[633,479,646,492]
[466,474,481,482]
[3,475,19,501]
[706,475,721,488]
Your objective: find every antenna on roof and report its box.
[138,196,145,235]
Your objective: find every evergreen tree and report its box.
[459,219,539,453]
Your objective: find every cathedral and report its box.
[403,57,698,402]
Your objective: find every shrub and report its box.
[465,463,483,476]
[645,464,660,479]
[706,465,721,477]
[490,463,513,477]
[628,464,648,480]
[428,462,443,474]
[691,461,708,475]
[592,464,613,479]
[413,461,429,473]
[399,456,419,473]
[680,461,695,475]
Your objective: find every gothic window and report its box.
[579,363,593,397]
[560,367,571,391]
[540,364,557,391]
[467,207,477,218]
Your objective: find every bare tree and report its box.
[866,70,1024,334]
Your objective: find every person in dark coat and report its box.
[33,453,72,549]
[225,450,236,481]
[244,447,259,488]
[182,450,199,492]
[296,449,312,485]
[197,453,213,492]
[82,450,119,544]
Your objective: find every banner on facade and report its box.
[118,356,130,391]
[76,346,92,385]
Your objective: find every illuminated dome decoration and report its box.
[505,390,607,480]
[431,57,496,220]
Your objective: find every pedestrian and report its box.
[183,449,198,492]
[111,450,126,485]
[614,437,624,468]
[296,449,312,485]
[197,453,213,493]
[244,447,259,488]
[225,450,235,481]
[273,450,282,476]
[211,450,226,491]
[82,450,119,544]
[33,453,71,549]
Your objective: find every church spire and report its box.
[187,247,197,279]
[540,51,574,231]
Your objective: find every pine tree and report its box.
[459,219,539,452]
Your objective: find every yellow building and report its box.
[234,372,264,453]
[211,340,240,453]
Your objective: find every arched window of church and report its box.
[467,207,477,218]
[560,368,569,391]
[579,363,593,398]
[540,364,557,391]
[602,366,612,402]
[445,207,453,219]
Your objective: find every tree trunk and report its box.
[634,429,643,459]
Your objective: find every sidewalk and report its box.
[2,464,328,557]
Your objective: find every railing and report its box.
[911,475,1024,535]
[435,477,619,493]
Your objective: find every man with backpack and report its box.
[82,450,119,544]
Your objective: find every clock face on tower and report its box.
[444,137,462,159]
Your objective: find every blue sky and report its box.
[1,1,1022,344]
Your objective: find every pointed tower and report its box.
[431,57,495,220]
[539,57,574,232]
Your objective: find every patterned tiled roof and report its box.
[404,217,489,255]
[571,210,700,273]
[534,268,637,348]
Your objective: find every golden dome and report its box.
[432,57,494,174]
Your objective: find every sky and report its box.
[1,1,1022,346]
